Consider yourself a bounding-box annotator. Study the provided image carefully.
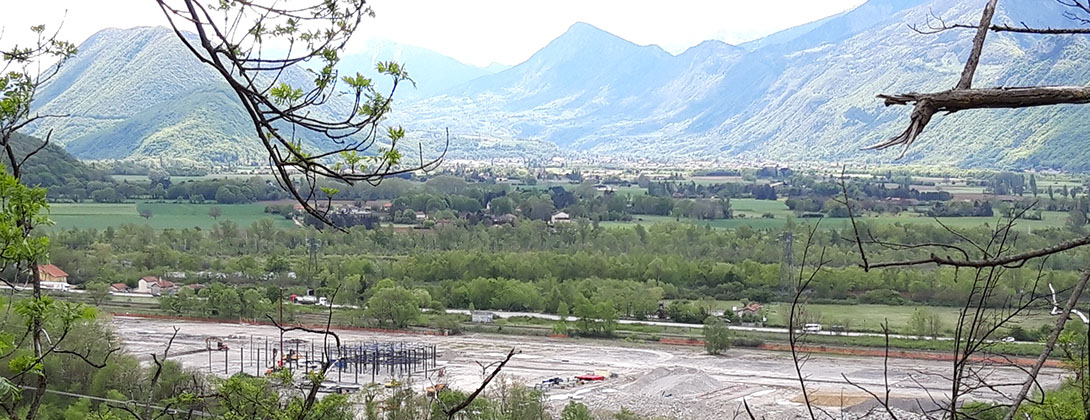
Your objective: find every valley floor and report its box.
[111,316,1066,419]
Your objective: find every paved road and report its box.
[445,309,1033,344]
[86,290,1027,344]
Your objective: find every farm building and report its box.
[136,276,177,296]
[37,264,70,290]
[471,311,495,323]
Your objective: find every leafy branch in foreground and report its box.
[0,24,118,420]
[156,0,447,229]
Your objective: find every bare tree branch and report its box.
[444,348,517,420]
[1004,260,1090,419]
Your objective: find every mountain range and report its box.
[25,0,1090,170]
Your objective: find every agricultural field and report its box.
[911,184,986,196]
[111,173,275,183]
[871,211,1069,230]
[689,175,745,184]
[696,301,1057,335]
[762,303,1056,334]
[606,198,1068,231]
[46,201,294,230]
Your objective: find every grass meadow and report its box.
[46,201,294,230]
[605,198,1069,231]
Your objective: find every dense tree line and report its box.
[46,216,1090,311]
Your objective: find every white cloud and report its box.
[1,0,866,67]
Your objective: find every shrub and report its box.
[859,289,908,305]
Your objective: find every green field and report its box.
[604,198,1068,231]
[611,185,649,195]
[913,185,986,195]
[763,303,1056,334]
[46,202,295,230]
[693,301,1056,335]
[689,176,745,185]
[112,173,274,183]
[871,211,1068,230]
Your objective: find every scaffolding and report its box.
[204,336,439,385]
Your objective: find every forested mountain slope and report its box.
[395,0,1090,170]
[27,0,1090,170]
[2,133,112,187]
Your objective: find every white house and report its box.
[136,276,177,296]
[550,212,571,224]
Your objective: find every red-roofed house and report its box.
[734,302,764,317]
[110,283,130,293]
[38,264,68,283]
[136,276,177,296]
[37,264,70,290]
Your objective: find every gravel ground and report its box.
[110,316,1067,419]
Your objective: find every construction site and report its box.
[184,334,438,390]
[112,316,1068,419]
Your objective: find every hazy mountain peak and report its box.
[546,21,668,57]
[335,38,504,99]
[680,40,743,58]
[564,21,607,37]
[740,0,927,53]
[84,25,173,40]
[26,0,1090,170]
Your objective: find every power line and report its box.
[19,386,211,418]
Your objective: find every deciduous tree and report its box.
[703,316,731,355]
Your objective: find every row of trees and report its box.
[45,214,1090,308]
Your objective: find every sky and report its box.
[0,0,867,67]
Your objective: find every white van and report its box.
[803,323,822,332]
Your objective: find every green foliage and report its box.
[1018,380,1089,420]
[365,286,420,328]
[215,373,355,420]
[907,307,943,338]
[614,408,651,420]
[665,301,707,324]
[0,133,112,194]
[83,282,110,305]
[703,316,731,355]
[573,296,618,337]
[1016,322,1090,418]
[47,205,1090,315]
[137,204,153,219]
[48,202,293,230]
[560,402,593,420]
[960,402,1004,420]
[0,296,105,415]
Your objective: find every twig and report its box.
[444,348,518,420]
[1004,260,1090,419]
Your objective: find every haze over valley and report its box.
[24,0,1090,170]
[2,1,1090,419]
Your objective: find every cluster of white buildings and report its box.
[33,264,187,297]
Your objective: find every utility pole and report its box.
[779,231,794,295]
[279,286,284,362]
[308,236,319,276]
